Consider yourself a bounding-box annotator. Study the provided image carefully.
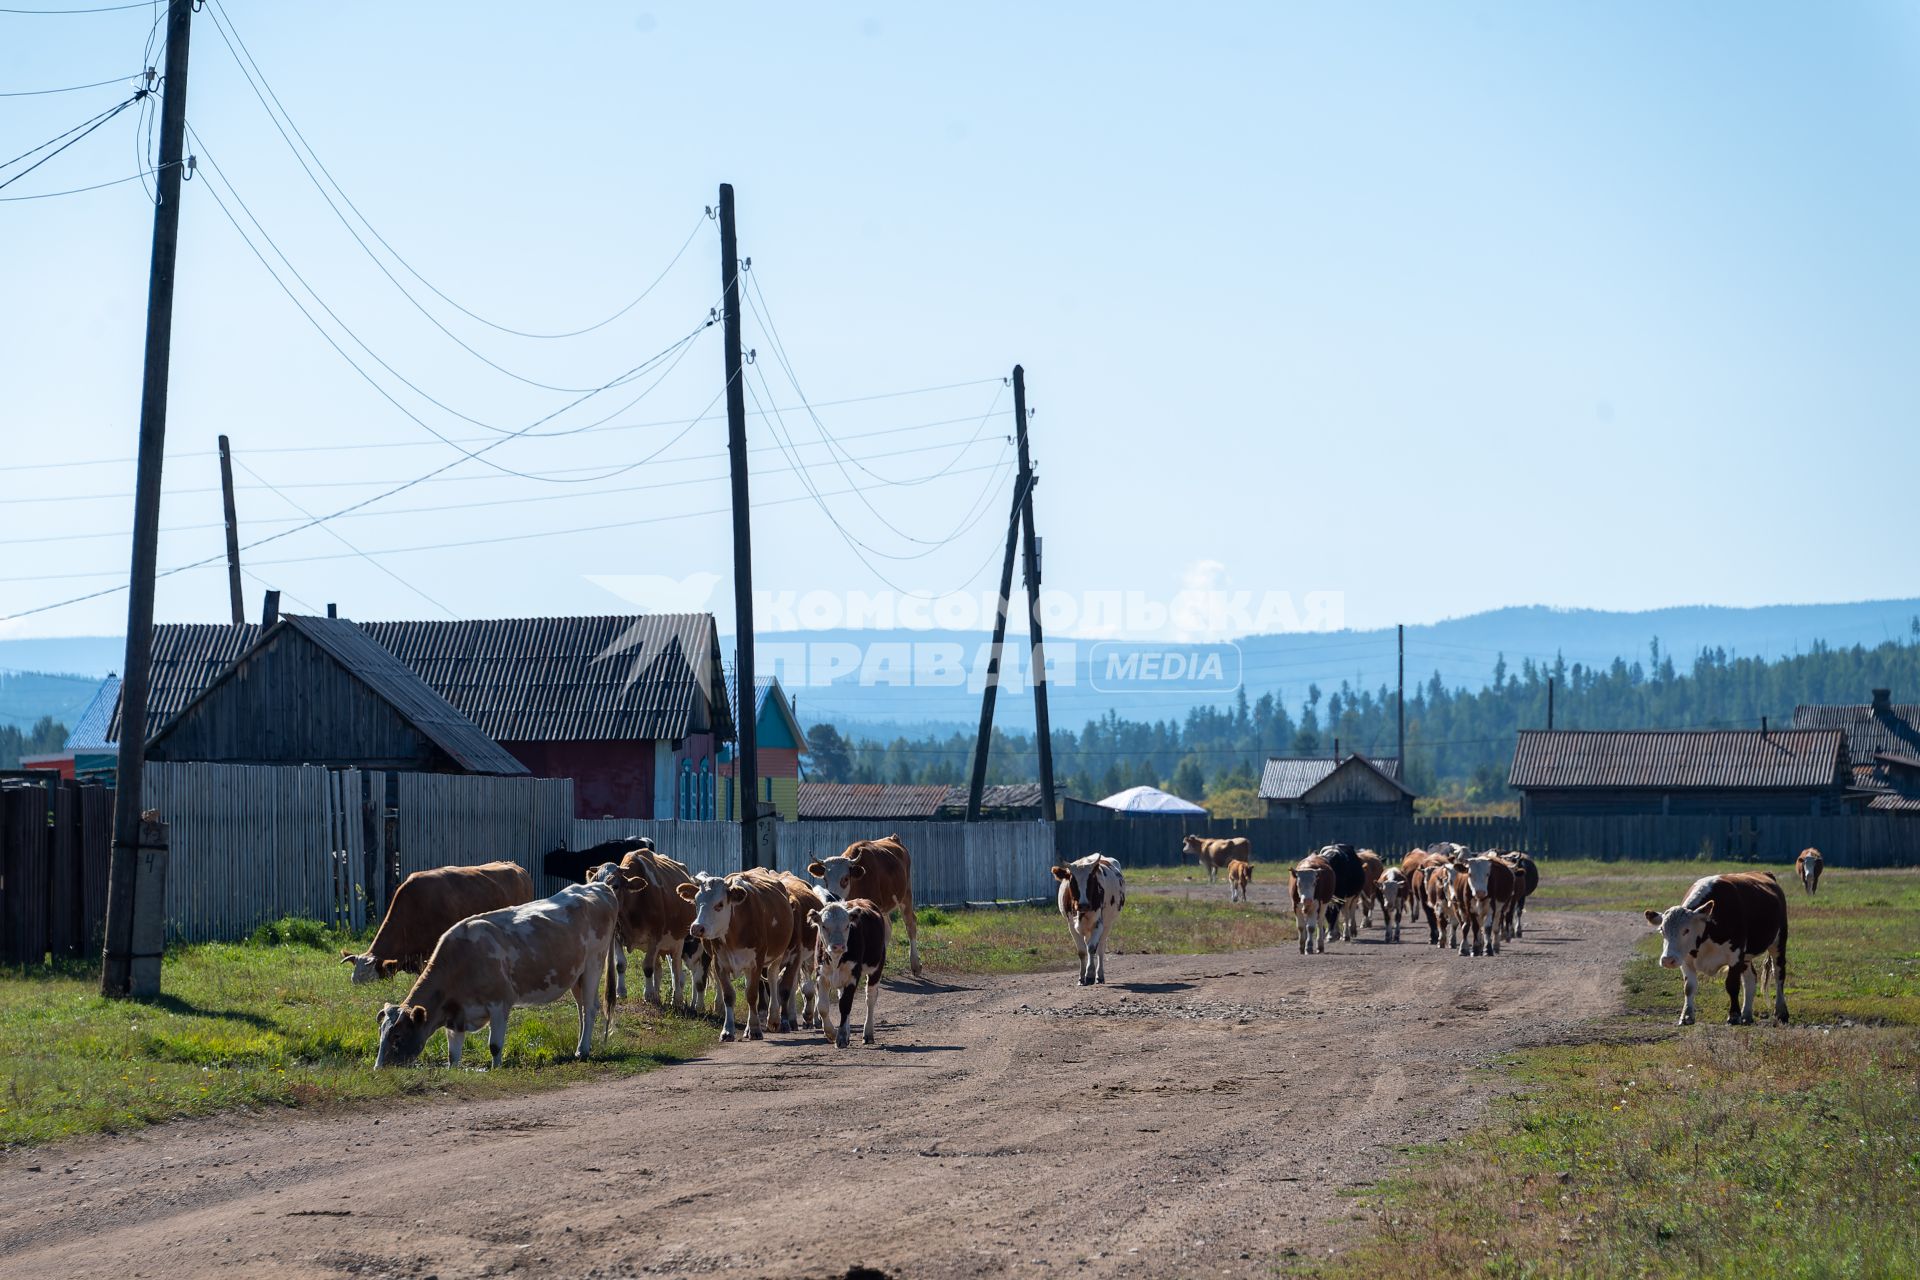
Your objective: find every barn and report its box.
[1259,753,1413,819]
[1508,728,1851,817]
[1792,688,1920,813]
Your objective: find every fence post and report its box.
[128,811,169,998]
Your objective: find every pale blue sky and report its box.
[4,2,1918,641]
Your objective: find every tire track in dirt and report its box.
[0,906,1643,1279]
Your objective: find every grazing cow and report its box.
[373,880,620,1069]
[1181,835,1251,883]
[807,834,922,976]
[589,848,706,1009]
[1315,843,1370,941]
[1454,854,1516,957]
[1054,854,1125,984]
[341,860,534,984]
[1795,848,1824,898]
[1496,852,1540,939]
[1644,873,1789,1026]
[1376,867,1409,942]
[543,837,652,885]
[810,897,889,1047]
[1289,853,1335,955]
[1355,849,1386,928]
[1227,858,1254,903]
[773,872,825,1033]
[677,869,796,1042]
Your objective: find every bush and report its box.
[248,917,340,950]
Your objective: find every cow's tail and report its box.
[603,937,620,1037]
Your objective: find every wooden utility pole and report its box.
[1396,623,1405,766]
[217,434,244,624]
[717,184,761,870]
[1013,368,1056,818]
[102,0,193,999]
[965,383,1025,821]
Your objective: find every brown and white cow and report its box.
[677,869,798,1042]
[1795,848,1824,897]
[590,847,705,1008]
[1182,835,1250,884]
[810,897,889,1047]
[808,834,922,976]
[1289,853,1335,954]
[1376,867,1409,942]
[1355,848,1387,930]
[1227,858,1254,903]
[1407,846,1467,946]
[1054,853,1125,984]
[1420,857,1466,950]
[343,860,534,984]
[1495,851,1540,939]
[1454,854,1516,957]
[773,871,825,1033]
[1644,872,1789,1026]
[373,879,620,1069]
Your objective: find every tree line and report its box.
[0,716,68,771]
[801,628,1920,813]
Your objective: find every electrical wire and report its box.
[0,72,142,96]
[0,3,154,13]
[0,167,156,200]
[0,89,142,190]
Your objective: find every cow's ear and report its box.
[807,909,822,926]
[380,959,401,978]
[1052,865,1072,881]
[676,882,699,901]
[1643,909,1662,926]
[807,861,828,877]
[340,950,357,963]
[846,862,868,879]
[1698,900,1716,918]
[727,884,749,902]
[406,1005,428,1025]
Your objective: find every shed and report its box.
[1258,753,1412,819]
[797,782,952,822]
[1507,728,1850,817]
[939,783,1048,821]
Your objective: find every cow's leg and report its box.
[488,1008,509,1069]
[717,967,739,1042]
[745,963,768,1041]
[575,974,599,1058]
[1085,915,1109,983]
[640,940,661,1005]
[446,1028,465,1069]
[1072,926,1092,984]
[609,935,629,1001]
[1678,964,1697,1026]
[901,896,923,977]
[1725,961,1748,1025]
[1771,944,1789,1023]
[863,969,881,1044]
[688,945,710,1014]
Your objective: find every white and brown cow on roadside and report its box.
[677,868,798,1042]
[342,860,535,984]
[810,897,889,1047]
[1420,856,1466,950]
[1495,851,1540,939]
[1227,858,1254,903]
[373,879,620,1069]
[1182,835,1250,884]
[1453,853,1516,957]
[1289,852,1335,955]
[808,834,922,976]
[1795,848,1824,897]
[1355,848,1387,930]
[590,847,705,1009]
[773,871,825,1033]
[1376,867,1409,942]
[1644,872,1789,1026]
[1054,853,1125,985]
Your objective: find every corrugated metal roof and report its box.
[941,783,1046,812]
[280,616,528,775]
[1792,701,1920,764]
[1508,730,1846,791]
[111,623,262,741]
[1259,755,1403,800]
[1866,791,1920,812]
[64,674,121,750]
[797,782,950,820]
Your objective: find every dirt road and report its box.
[0,904,1641,1279]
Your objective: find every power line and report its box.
[0,3,153,13]
[0,89,143,191]
[0,166,158,200]
[0,71,142,96]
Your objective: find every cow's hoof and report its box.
[719,1031,735,1043]
[748,1029,765,1041]
[1677,1016,1693,1027]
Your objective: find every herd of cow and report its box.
[340,832,1834,1072]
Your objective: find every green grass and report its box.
[1312,860,1920,1280]
[913,893,1292,975]
[0,920,712,1150]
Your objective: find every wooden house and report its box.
[716,676,807,821]
[1259,754,1413,819]
[796,782,952,822]
[1792,689,1920,813]
[1507,729,1851,817]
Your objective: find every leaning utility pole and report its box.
[964,380,1026,821]
[717,184,761,870]
[1014,367,1056,819]
[102,0,193,999]
[1396,623,1405,766]
[217,434,244,624]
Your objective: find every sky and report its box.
[4,1,1919,648]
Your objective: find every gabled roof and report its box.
[1508,729,1847,792]
[728,674,806,752]
[1298,753,1415,801]
[148,615,527,776]
[1260,755,1404,800]
[64,674,121,750]
[1792,701,1920,776]
[797,781,950,820]
[116,614,731,745]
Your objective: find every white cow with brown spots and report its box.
[1795,848,1824,897]
[1054,853,1125,984]
[1645,872,1789,1026]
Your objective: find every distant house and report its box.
[717,676,807,821]
[1091,785,1208,817]
[1507,729,1850,817]
[1792,689,1920,813]
[20,673,120,781]
[1259,754,1413,819]
[115,613,734,818]
[938,783,1049,821]
[797,781,952,822]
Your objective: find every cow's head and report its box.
[1378,870,1404,911]
[1053,859,1106,923]
[588,861,648,906]
[1181,834,1203,856]
[339,949,398,985]
[810,899,855,968]
[1644,900,1715,969]
[1292,864,1322,909]
[678,872,748,940]
[1467,856,1495,899]
[807,855,865,902]
[374,1001,432,1068]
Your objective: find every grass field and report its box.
[1317,859,1920,1280]
[912,892,1291,974]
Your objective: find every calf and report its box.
[1227,858,1254,903]
[1054,853,1126,984]
[677,869,797,1042]
[808,834,922,976]
[1455,854,1516,957]
[373,880,619,1069]
[1290,854,1334,954]
[1182,835,1250,883]
[1376,867,1409,942]
[1795,848,1824,897]
[593,848,703,1008]
[810,897,889,1047]
[1644,872,1789,1026]
[342,860,534,984]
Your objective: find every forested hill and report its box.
[804,631,1920,810]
